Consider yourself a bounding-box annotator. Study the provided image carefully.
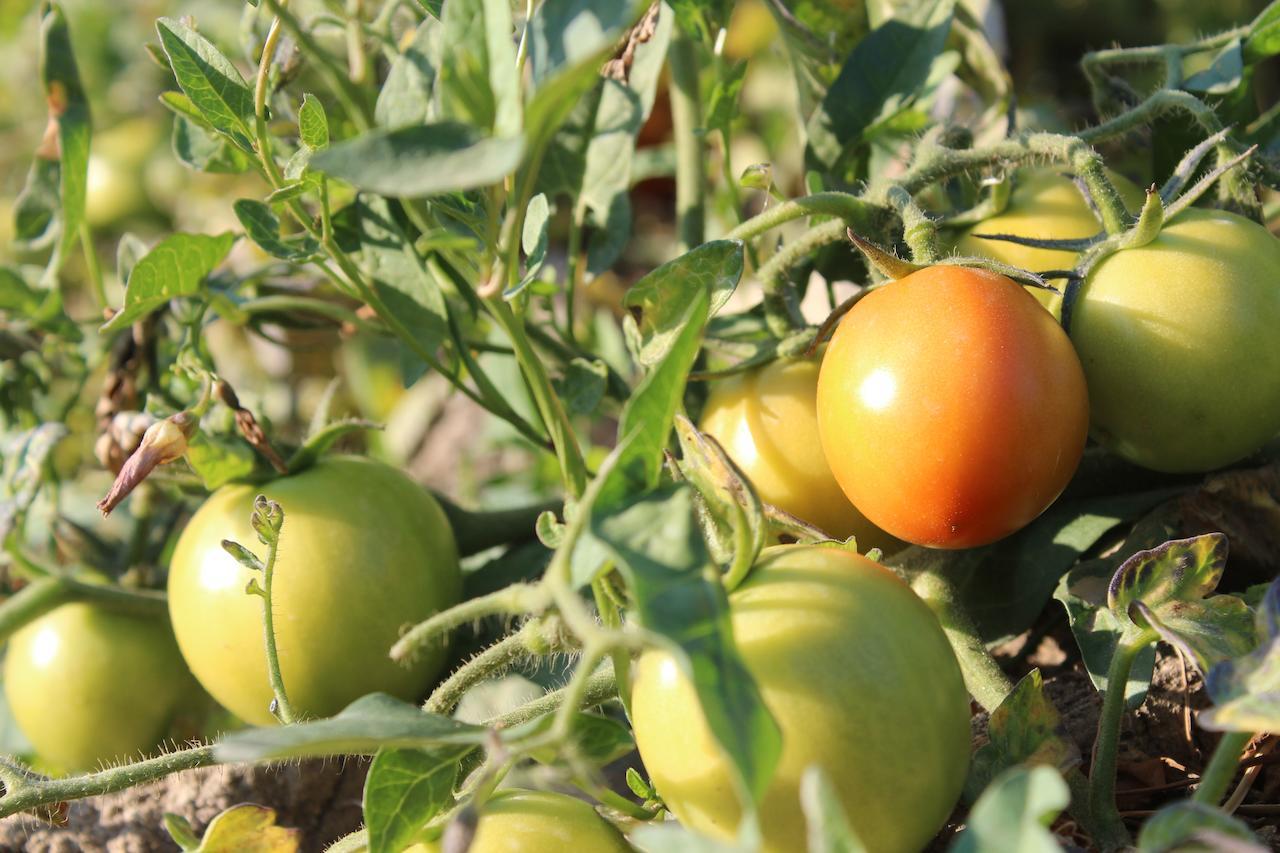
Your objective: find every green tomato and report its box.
[699,358,900,554]
[84,118,164,228]
[1069,207,1280,472]
[631,545,970,853]
[406,789,633,853]
[4,602,199,772]
[956,169,1143,311]
[168,456,462,725]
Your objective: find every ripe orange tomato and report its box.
[699,358,900,554]
[816,266,1089,548]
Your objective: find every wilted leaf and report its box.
[188,804,300,853]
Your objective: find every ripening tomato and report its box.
[956,169,1143,311]
[631,545,971,853]
[1068,207,1280,472]
[816,266,1089,548]
[4,602,201,772]
[168,456,461,725]
[699,358,901,554]
[404,789,632,853]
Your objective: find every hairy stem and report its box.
[1088,635,1149,849]
[256,522,297,725]
[425,618,568,715]
[390,584,550,664]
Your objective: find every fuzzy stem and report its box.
[757,218,847,338]
[668,32,705,252]
[390,584,550,664]
[1087,635,1149,848]
[0,576,167,646]
[908,567,1013,711]
[884,186,940,263]
[256,522,296,725]
[486,662,617,730]
[424,619,566,715]
[725,192,875,243]
[1192,730,1253,806]
[0,745,215,819]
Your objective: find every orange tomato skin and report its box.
[816,266,1089,549]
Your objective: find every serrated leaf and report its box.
[587,483,781,805]
[966,670,1079,802]
[1202,577,1280,733]
[375,24,437,128]
[363,746,471,853]
[187,803,299,853]
[297,94,328,149]
[100,232,236,332]
[801,766,869,853]
[233,199,320,261]
[310,122,523,197]
[214,693,484,763]
[1136,801,1264,852]
[1109,534,1256,674]
[805,0,955,171]
[951,766,1069,853]
[156,18,254,149]
[622,241,743,366]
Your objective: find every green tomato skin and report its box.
[405,789,633,853]
[631,545,971,853]
[167,456,461,725]
[3,603,198,773]
[1070,208,1280,472]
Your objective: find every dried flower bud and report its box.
[97,412,198,516]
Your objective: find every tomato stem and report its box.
[1192,730,1253,807]
[1086,633,1150,849]
[668,31,705,253]
[0,575,167,647]
[390,583,551,664]
[423,617,569,716]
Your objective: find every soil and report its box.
[0,759,369,852]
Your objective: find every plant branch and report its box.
[390,584,550,664]
[1192,730,1253,806]
[668,32,705,252]
[0,575,167,646]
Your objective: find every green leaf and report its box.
[38,2,91,265]
[667,0,733,41]
[0,423,68,544]
[435,0,520,136]
[553,358,608,417]
[673,415,765,577]
[172,114,254,174]
[116,232,150,286]
[162,813,201,851]
[706,60,748,137]
[622,241,744,366]
[155,17,255,149]
[800,766,870,853]
[214,693,484,763]
[287,418,379,472]
[1109,534,1256,674]
[12,156,61,250]
[588,484,782,805]
[527,0,636,88]
[952,767,1069,853]
[1183,39,1244,95]
[519,711,636,766]
[1136,801,1264,852]
[233,200,320,261]
[363,746,471,853]
[0,267,41,314]
[1245,1,1280,63]
[1202,577,1280,733]
[966,670,1079,802]
[298,94,329,150]
[185,432,258,490]
[505,192,550,298]
[805,0,955,172]
[375,23,437,128]
[180,803,300,852]
[100,232,237,332]
[310,122,523,197]
[353,196,450,363]
[614,287,711,491]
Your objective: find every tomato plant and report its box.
[4,601,200,772]
[168,456,461,725]
[632,545,970,853]
[816,265,1090,548]
[3,1,1280,851]
[1068,207,1280,473]
[699,358,900,553]
[405,789,632,852]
